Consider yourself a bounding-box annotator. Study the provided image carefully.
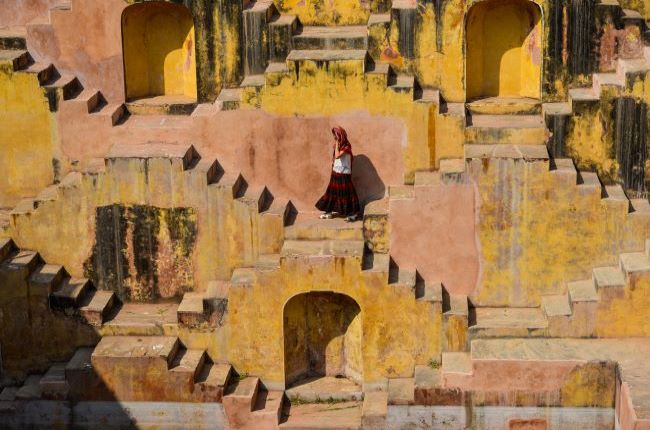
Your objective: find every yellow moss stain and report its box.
[560,362,616,407]
[472,158,648,306]
[274,0,371,25]
[0,66,57,207]
[595,274,650,337]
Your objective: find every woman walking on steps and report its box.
[316,126,360,222]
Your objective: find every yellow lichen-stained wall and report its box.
[273,0,375,25]
[470,157,650,307]
[6,154,285,301]
[227,255,443,389]
[0,63,58,207]
[122,1,198,100]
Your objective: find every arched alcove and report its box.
[121,1,197,102]
[466,0,543,100]
[283,292,363,387]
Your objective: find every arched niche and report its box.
[466,0,543,100]
[283,292,363,387]
[121,1,197,102]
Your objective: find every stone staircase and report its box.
[0,237,117,327]
[217,0,431,111]
[0,336,232,403]
[4,142,293,297]
[0,47,125,124]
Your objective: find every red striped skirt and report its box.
[315,171,360,216]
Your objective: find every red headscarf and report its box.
[332,126,353,160]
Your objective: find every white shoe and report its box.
[345,214,358,222]
[320,213,333,219]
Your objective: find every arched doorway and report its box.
[121,2,197,102]
[466,0,542,100]
[283,292,363,387]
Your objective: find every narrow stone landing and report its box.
[280,401,362,429]
[125,95,197,115]
[466,97,542,115]
[101,302,178,336]
[285,376,363,402]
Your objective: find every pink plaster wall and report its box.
[389,184,480,295]
[57,107,406,211]
[443,360,582,391]
[0,0,59,28]
[24,0,126,102]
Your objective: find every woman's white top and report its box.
[333,153,352,174]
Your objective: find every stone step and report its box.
[264,198,296,227]
[236,185,273,213]
[11,197,37,215]
[100,302,179,336]
[466,97,542,115]
[541,293,572,318]
[620,252,650,276]
[465,114,548,145]
[2,249,41,274]
[362,390,388,429]
[280,401,362,429]
[212,172,246,199]
[285,213,363,241]
[388,185,415,200]
[177,292,207,327]
[0,237,16,262]
[79,289,117,327]
[23,62,56,85]
[40,363,69,400]
[169,347,207,383]
[387,378,414,405]
[464,144,549,161]
[124,95,197,115]
[569,87,599,104]
[51,277,92,308]
[223,377,261,428]
[95,102,126,126]
[286,49,368,76]
[15,374,42,400]
[414,171,440,187]
[251,389,284,424]
[194,362,233,402]
[71,88,103,113]
[29,263,66,297]
[65,347,95,401]
[567,279,599,303]
[281,239,365,259]
[217,88,243,110]
[470,307,548,338]
[441,352,473,376]
[0,49,30,71]
[286,376,363,403]
[43,73,83,101]
[92,336,179,366]
[593,266,626,289]
[106,142,198,171]
[292,26,368,50]
[0,28,27,50]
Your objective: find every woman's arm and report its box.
[333,141,345,158]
